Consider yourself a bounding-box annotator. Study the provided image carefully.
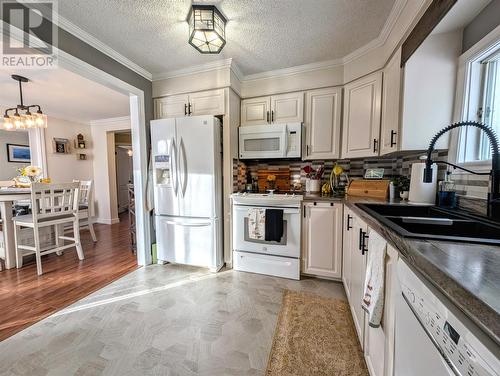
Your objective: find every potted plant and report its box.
[393,175,410,200]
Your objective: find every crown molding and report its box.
[242,58,344,82]
[183,0,408,83]
[152,58,236,81]
[56,16,153,81]
[90,116,131,127]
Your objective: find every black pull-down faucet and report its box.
[423,121,500,221]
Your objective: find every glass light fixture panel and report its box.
[2,116,14,130]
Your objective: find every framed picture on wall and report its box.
[52,138,71,154]
[6,143,31,163]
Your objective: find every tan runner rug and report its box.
[266,290,369,376]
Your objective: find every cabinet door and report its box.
[189,89,225,116]
[342,72,382,158]
[302,202,343,279]
[350,214,367,349]
[363,228,388,376]
[342,206,354,300]
[380,48,402,155]
[304,87,342,160]
[241,96,270,126]
[270,92,304,124]
[154,94,189,119]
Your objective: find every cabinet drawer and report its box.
[233,250,300,280]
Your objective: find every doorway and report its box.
[114,131,133,215]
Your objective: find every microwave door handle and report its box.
[283,125,288,157]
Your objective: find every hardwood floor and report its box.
[0,214,138,341]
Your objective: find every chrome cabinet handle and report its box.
[184,104,187,116]
[373,139,378,153]
[346,214,352,231]
[271,110,275,123]
[266,111,270,123]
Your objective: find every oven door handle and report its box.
[401,292,460,376]
[234,206,300,215]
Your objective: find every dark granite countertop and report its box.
[302,193,345,202]
[342,197,500,346]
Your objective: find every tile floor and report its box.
[0,265,346,376]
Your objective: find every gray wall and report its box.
[462,0,500,52]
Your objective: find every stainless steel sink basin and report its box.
[356,203,500,245]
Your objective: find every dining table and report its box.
[0,187,31,269]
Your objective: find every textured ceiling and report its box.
[57,0,396,76]
[0,68,130,123]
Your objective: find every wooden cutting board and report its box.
[347,179,390,199]
[257,168,290,192]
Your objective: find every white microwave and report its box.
[238,123,302,159]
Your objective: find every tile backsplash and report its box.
[234,150,449,193]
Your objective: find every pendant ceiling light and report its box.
[2,75,47,131]
[188,4,226,54]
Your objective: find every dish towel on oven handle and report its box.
[361,230,387,328]
[247,208,266,240]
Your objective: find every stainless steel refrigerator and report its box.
[151,115,223,271]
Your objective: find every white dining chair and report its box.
[72,180,97,242]
[13,182,84,276]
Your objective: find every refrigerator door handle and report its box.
[164,220,211,227]
[171,138,178,196]
[179,138,188,197]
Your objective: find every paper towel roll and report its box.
[408,162,437,205]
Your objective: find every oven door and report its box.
[233,204,301,258]
[239,124,287,159]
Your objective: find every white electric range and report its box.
[231,192,303,280]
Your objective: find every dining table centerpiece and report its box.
[13,166,43,187]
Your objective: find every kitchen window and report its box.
[456,42,500,168]
[478,52,500,161]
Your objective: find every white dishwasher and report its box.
[395,259,500,376]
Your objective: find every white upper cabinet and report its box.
[380,48,402,156]
[241,96,271,126]
[304,87,342,160]
[154,89,225,119]
[302,202,343,279]
[241,92,303,126]
[155,94,189,119]
[270,92,304,124]
[189,89,225,116]
[342,71,382,158]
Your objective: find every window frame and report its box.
[449,26,500,174]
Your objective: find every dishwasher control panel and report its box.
[399,261,500,376]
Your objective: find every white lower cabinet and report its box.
[349,214,368,347]
[342,207,399,376]
[302,202,343,279]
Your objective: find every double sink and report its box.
[356,203,500,245]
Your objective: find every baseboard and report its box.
[95,217,120,225]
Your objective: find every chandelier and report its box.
[2,75,48,131]
[188,5,226,54]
